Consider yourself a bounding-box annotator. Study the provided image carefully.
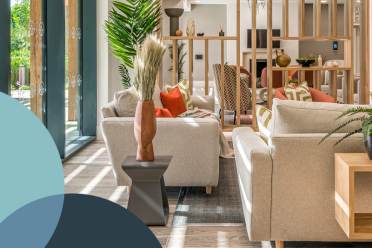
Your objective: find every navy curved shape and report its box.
[47,194,161,248]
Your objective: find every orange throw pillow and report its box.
[160,86,187,117]
[155,108,173,118]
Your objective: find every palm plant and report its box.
[320,107,372,146]
[105,0,161,88]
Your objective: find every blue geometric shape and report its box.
[47,194,161,248]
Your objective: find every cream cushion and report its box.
[113,86,139,117]
[271,99,366,136]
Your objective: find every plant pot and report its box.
[134,100,156,161]
[364,133,372,160]
[165,8,184,36]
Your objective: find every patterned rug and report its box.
[172,158,244,226]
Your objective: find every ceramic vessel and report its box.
[134,100,156,161]
[165,8,184,36]
[275,49,291,67]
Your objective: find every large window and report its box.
[1,0,97,159]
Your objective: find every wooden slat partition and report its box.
[346,0,354,104]
[267,0,273,110]
[220,40,225,128]
[236,0,241,126]
[331,0,338,37]
[30,0,43,119]
[172,39,178,84]
[360,0,370,104]
[282,0,289,38]
[204,40,209,96]
[188,39,193,95]
[331,70,338,98]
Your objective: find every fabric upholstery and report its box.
[153,84,163,109]
[213,64,252,112]
[155,108,173,118]
[255,105,272,143]
[271,99,366,135]
[232,127,273,241]
[191,95,215,112]
[160,86,187,117]
[101,101,117,118]
[101,117,220,187]
[113,86,138,117]
[275,87,336,103]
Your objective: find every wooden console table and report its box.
[335,153,372,240]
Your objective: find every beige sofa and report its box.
[101,95,220,193]
[233,99,372,245]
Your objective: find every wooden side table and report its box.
[335,153,372,240]
[122,156,172,226]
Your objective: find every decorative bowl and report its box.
[296,58,316,67]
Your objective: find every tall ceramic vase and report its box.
[134,100,156,161]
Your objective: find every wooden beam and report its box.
[331,70,337,99]
[282,0,289,38]
[236,0,241,126]
[315,0,322,38]
[172,39,178,84]
[67,0,78,121]
[298,0,305,37]
[30,0,43,119]
[360,0,370,104]
[331,0,338,37]
[204,40,209,96]
[275,241,285,248]
[252,0,257,129]
[346,0,354,104]
[220,40,225,128]
[267,0,273,110]
[188,39,193,95]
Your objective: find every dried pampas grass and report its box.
[133,35,166,101]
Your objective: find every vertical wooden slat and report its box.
[315,0,322,38]
[299,0,305,37]
[346,0,354,104]
[331,0,338,37]
[236,0,241,126]
[188,38,193,95]
[282,0,289,38]
[68,0,78,121]
[220,40,225,128]
[360,0,370,104]
[331,70,337,99]
[30,0,43,119]
[204,39,209,96]
[267,0,273,110]
[172,39,177,84]
[252,0,257,129]
[316,71,322,90]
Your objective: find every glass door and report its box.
[65,0,82,146]
[10,0,45,121]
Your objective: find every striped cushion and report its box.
[256,105,272,143]
[166,80,194,110]
[284,82,313,102]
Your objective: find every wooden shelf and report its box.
[162,36,238,41]
[272,66,352,72]
[272,36,352,41]
[335,153,372,240]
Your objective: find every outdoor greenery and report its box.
[105,0,161,89]
[168,42,186,82]
[320,107,372,146]
[11,0,31,89]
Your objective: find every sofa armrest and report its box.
[232,127,272,241]
[191,95,215,112]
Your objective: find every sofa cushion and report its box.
[155,108,173,118]
[166,80,193,110]
[256,105,272,143]
[101,101,117,118]
[284,82,312,102]
[160,86,187,117]
[113,86,139,117]
[271,99,366,135]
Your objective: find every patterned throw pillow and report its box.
[256,105,272,143]
[284,82,313,102]
[165,80,194,110]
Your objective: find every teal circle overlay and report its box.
[0,93,64,245]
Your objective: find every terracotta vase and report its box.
[134,100,156,161]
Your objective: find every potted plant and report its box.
[105,0,161,88]
[133,35,166,161]
[320,107,372,159]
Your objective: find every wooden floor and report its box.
[63,141,260,248]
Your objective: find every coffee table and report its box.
[122,156,172,226]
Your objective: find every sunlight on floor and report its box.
[109,186,128,203]
[64,165,87,184]
[167,226,187,248]
[217,231,229,248]
[80,166,111,194]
